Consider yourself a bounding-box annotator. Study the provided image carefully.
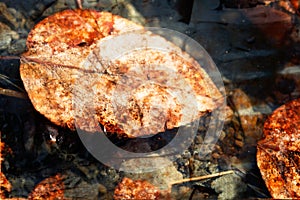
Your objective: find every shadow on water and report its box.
[105,127,178,153]
[189,0,300,102]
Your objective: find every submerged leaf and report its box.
[257,98,300,199]
[20,9,223,137]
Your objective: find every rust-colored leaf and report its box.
[28,174,66,200]
[257,98,300,199]
[291,0,300,11]
[20,9,223,137]
[114,177,160,200]
[20,9,143,133]
[0,136,12,199]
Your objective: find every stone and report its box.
[0,2,19,28]
[230,89,262,145]
[211,173,247,199]
[8,39,27,55]
[0,22,18,51]
[274,65,300,103]
[121,157,183,190]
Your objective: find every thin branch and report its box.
[0,74,26,93]
[76,0,83,9]
[0,56,20,60]
[0,87,28,99]
[169,170,235,187]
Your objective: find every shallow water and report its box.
[1,0,299,199]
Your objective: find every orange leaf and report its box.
[257,98,300,199]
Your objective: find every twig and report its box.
[0,74,26,93]
[169,170,235,188]
[76,0,83,9]
[0,87,28,99]
[0,56,20,60]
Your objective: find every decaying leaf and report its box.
[20,9,223,137]
[257,98,300,199]
[114,177,160,200]
[0,135,12,199]
[28,174,66,200]
[20,9,143,133]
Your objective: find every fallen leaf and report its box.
[0,135,12,199]
[20,9,143,133]
[257,98,300,199]
[114,177,160,200]
[28,174,66,200]
[20,9,223,137]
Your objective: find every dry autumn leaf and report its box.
[20,9,143,133]
[0,138,12,199]
[28,174,66,200]
[114,177,160,200]
[257,98,300,199]
[20,9,223,137]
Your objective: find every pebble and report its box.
[194,135,203,144]
[234,130,243,141]
[98,183,107,194]
[224,105,234,124]
[218,130,226,141]
[230,89,262,145]
[234,139,244,148]
[7,39,26,55]
[65,182,100,199]
[212,152,221,159]
[0,22,18,51]
[122,157,183,190]
[0,3,19,28]
[274,65,300,103]
[211,174,247,199]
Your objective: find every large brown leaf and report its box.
[257,98,300,199]
[20,9,223,137]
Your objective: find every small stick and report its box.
[0,56,20,60]
[0,87,28,99]
[169,170,234,187]
[76,0,83,9]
